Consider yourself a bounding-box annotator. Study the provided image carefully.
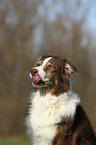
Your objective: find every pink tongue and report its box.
[33,73,42,83]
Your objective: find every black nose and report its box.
[30,68,38,76]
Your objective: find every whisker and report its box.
[25,72,30,79]
[25,72,30,75]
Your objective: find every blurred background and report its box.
[0,0,96,144]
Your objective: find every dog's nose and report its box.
[30,68,38,76]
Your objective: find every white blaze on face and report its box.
[33,57,52,80]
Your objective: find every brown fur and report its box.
[29,55,96,145]
[52,105,96,145]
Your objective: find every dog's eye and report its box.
[48,65,54,71]
[48,65,53,68]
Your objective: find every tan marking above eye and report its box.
[46,62,53,68]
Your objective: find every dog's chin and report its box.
[32,80,48,88]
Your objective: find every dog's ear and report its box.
[63,59,79,76]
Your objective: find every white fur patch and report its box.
[33,57,52,80]
[26,91,80,145]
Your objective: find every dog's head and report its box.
[30,55,79,95]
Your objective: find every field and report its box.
[0,139,31,145]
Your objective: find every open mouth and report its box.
[30,72,45,86]
[33,73,42,84]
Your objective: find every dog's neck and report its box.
[50,78,72,96]
[32,89,80,120]
[35,78,72,97]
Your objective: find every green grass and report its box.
[0,139,31,145]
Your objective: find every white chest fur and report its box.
[26,91,80,145]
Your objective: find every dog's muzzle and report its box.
[30,68,45,86]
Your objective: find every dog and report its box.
[26,55,96,145]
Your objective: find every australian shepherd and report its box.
[26,55,96,145]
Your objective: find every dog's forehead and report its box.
[42,57,52,66]
[36,56,53,66]
[38,55,52,62]
[38,55,62,64]
[49,57,64,68]
[36,56,51,64]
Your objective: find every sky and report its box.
[35,0,96,50]
[38,0,96,32]
[0,0,96,31]
[0,0,96,49]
